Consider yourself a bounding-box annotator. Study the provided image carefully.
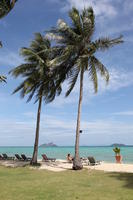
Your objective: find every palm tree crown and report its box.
[48,7,123,94]
[10,33,61,103]
[48,7,123,170]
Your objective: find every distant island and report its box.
[110,143,126,147]
[39,142,57,147]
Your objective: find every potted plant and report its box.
[113,147,122,163]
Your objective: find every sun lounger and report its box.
[15,154,23,161]
[88,156,101,166]
[21,154,31,161]
[2,153,15,160]
[0,154,4,160]
[42,154,56,162]
[80,157,88,165]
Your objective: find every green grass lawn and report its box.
[0,166,133,200]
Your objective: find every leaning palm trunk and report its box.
[31,96,42,165]
[73,69,84,170]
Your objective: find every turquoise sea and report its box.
[0,146,133,163]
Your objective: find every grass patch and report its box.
[0,166,133,200]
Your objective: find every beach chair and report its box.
[80,157,88,165]
[0,154,4,160]
[42,154,56,162]
[2,153,15,160]
[21,154,31,161]
[15,154,23,161]
[88,157,101,166]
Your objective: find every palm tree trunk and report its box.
[73,69,84,170]
[31,96,42,165]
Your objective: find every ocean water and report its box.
[0,146,133,163]
[0,147,133,163]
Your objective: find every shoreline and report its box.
[0,159,133,173]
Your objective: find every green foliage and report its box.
[0,0,17,19]
[48,7,123,95]
[0,75,7,83]
[10,33,62,104]
[0,0,18,83]
[113,147,121,155]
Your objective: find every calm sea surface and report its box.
[0,146,133,163]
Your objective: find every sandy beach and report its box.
[0,159,133,173]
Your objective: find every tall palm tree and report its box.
[10,33,61,165]
[0,0,17,19]
[48,7,123,170]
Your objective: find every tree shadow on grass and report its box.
[109,173,133,189]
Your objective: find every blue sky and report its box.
[0,0,133,146]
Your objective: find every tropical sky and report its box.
[0,0,133,146]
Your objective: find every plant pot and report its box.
[115,155,122,163]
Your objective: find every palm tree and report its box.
[10,33,61,165]
[48,7,123,170]
[0,0,17,19]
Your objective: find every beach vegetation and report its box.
[47,7,123,170]
[0,0,18,83]
[0,0,17,19]
[10,33,62,165]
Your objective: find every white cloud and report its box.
[98,20,133,37]
[99,68,133,92]
[113,111,133,116]
[0,49,23,66]
[123,0,133,14]
[49,68,133,107]
[0,114,133,145]
[62,0,117,18]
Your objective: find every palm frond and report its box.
[81,7,95,39]
[92,35,123,52]
[89,59,98,93]
[0,0,17,19]
[9,64,36,77]
[69,7,82,34]
[90,56,109,83]
[20,48,45,64]
[0,41,2,48]
[66,66,80,97]
[0,75,7,83]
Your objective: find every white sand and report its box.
[0,160,30,167]
[0,159,133,173]
[85,162,133,173]
[39,159,73,172]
